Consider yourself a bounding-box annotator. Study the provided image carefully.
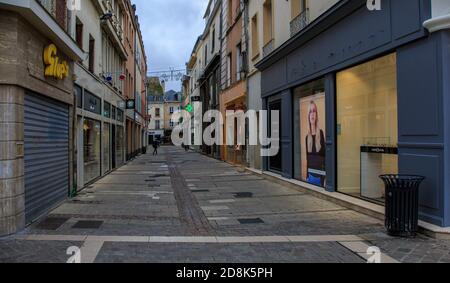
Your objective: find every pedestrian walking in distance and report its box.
[152,140,159,156]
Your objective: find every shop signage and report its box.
[43,44,69,80]
[84,90,101,115]
[360,146,398,155]
[118,101,126,109]
[126,99,135,109]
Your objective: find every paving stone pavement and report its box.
[1,146,450,263]
[94,242,364,263]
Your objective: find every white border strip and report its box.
[22,234,363,243]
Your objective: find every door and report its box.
[111,125,116,169]
[103,123,111,174]
[269,100,282,172]
[24,93,69,224]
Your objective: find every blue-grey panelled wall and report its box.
[256,0,450,227]
[24,92,69,224]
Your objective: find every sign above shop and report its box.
[126,99,135,109]
[117,101,126,109]
[43,44,69,80]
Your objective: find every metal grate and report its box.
[238,218,264,224]
[234,192,253,198]
[191,189,210,193]
[72,220,104,229]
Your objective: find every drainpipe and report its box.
[72,88,78,197]
[133,24,137,159]
[243,0,250,168]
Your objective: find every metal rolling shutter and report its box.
[24,93,69,224]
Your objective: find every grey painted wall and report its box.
[260,0,430,97]
[397,31,450,227]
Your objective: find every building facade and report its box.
[220,0,248,165]
[147,93,165,143]
[186,37,203,151]
[70,0,128,190]
[255,0,450,228]
[199,0,222,158]
[123,1,148,161]
[147,90,181,144]
[147,76,164,143]
[0,0,148,236]
[0,0,84,235]
[163,91,182,141]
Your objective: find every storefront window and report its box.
[103,123,111,174]
[112,106,117,120]
[75,84,82,108]
[294,79,326,187]
[84,90,101,115]
[83,118,101,184]
[116,125,124,166]
[337,53,398,202]
[104,102,111,118]
[117,109,124,122]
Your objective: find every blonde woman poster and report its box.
[300,94,326,187]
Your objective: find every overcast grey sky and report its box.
[132,0,208,91]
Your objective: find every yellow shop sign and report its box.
[43,44,69,80]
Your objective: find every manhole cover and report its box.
[238,218,264,224]
[36,217,69,230]
[234,192,254,198]
[72,220,103,229]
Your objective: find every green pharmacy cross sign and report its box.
[186,104,193,113]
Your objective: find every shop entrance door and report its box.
[24,92,69,224]
[269,100,282,172]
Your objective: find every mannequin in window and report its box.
[306,100,326,187]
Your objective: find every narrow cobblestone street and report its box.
[1,147,450,263]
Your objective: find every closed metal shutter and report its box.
[24,93,69,224]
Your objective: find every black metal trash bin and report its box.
[379,175,425,237]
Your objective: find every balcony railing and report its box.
[262,39,274,58]
[290,9,310,37]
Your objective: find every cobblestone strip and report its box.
[166,154,214,236]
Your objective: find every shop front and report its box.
[256,0,450,227]
[220,80,248,165]
[75,83,126,189]
[0,6,84,235]
[126,108,144,160]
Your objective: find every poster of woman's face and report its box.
[300,93,327,187]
